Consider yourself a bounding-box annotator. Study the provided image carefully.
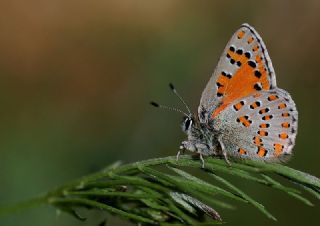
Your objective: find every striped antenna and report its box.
[169,83,192,116]
[150,101,189,117]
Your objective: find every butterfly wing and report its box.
[213,88,298,161]
[199,23,277,122]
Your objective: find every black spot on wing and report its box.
[248,60,257,68]
[222,71,232,79]
[236,49,243,55]
[254,70,262,78]
[244,52,251,59]
[254,83,262,91]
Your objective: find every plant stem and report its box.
[0,155,319,225]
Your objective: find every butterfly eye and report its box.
[182,117,193,132]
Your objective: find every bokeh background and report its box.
[0,0,319,225]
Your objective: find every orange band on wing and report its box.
[257,146,267,157]
[211,59,270,118]
[274,143,284,156]
[238,148,247,155]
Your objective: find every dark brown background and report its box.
[0,1,319,225]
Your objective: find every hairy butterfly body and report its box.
[179,23,298,166]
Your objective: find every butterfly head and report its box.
[150,83,219,156]
[180,114,220,156]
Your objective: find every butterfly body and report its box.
[180,23,298,164]
[181,116,220,157]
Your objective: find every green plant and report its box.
[1,155,319,225]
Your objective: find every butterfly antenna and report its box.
[169,83,192,116]
[150,101,189,117]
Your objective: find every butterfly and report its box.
[152,23,298,167]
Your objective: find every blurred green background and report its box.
[0,0,319,225]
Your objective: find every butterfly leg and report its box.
[218,136,231,166]
[176,151,180,161]
[199,153,205,168]
[176,145,185,161]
